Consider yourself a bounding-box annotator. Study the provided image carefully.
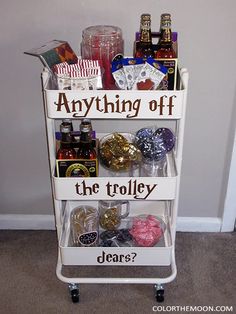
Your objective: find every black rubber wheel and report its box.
[71,289,80,303]
[156,289,164,302]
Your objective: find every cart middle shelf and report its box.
[52,149,178,201]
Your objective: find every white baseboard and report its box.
[0,215,56,230]
[177,217,222,232]
[0,214,222,232]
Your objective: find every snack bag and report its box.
[122,58,145,90]
[111,60,128,90]
[133,58,167,90]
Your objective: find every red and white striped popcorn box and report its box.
[70,70,89,90]
[55,66,71,90]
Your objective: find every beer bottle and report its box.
[56,124,76,159]
[61,118,76,142]
[77,122,97,160]
[155,13,176,59]
[80,118,92,136]
[135,13,154,58]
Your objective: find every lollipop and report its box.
[135,128,166,161]
[156,128,176,152]
[135,127,175,161]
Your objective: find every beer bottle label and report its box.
[56,159,98,177]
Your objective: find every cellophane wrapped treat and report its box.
[135,127,175,161]
[129,215,164,247]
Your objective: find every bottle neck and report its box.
[159,17,172,46]
[60,132,72,148]
[160,27,172,44]
[140,17,152,43]
[80,131,92,144]
[140,29,152,44]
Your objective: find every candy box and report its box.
[24,40,78,70]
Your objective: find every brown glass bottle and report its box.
[57,124,76,159]
[135,13,154,58]
[77,122,97,160]
[80,118,92,136]
[61,118,76,142]
[155,13,176,59]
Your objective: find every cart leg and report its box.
[154,284,165,302]
[68,283,80,303]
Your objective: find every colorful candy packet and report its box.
[132,58,167,90]
[111,59,128,90]
[122,58,145,90]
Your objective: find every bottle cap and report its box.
[81,118,91,125]
[80,119,92,132]
[60,124,71,133]
[141,13,151,21]
[80,123,91,133]
[160,13,172,27]
[161,13,171,20]
[63,118,72,123]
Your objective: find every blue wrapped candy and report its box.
[156,128,176,152]
[135,128,165,161]
[135,127,175,162]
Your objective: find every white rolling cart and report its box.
[41,67,188,303]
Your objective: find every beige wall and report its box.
[0,0,236,218]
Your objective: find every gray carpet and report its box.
[0,231,235,314]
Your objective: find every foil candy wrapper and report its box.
[99,207,121,230]
[99,133,142,171]
[135,127,175,161]
[156,127,176,152]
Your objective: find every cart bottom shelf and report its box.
[59,200,173,266]
[56,247,177,284]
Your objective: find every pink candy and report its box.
[129,215,163,247]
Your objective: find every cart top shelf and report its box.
[42,68,188,120]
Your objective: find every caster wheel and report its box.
[69,284,80,303]
[156,289,164,303]
[71,289,80,303]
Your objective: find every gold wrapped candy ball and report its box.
[99,133,141,171]
[99,207,121,230]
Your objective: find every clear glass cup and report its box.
[140,155,167,177]
[81,25,124,89]
[70,205,99,247]
[98,200,130,230]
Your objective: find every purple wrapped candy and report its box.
[136,128,154,141]
[156,128,175,152]
[136,128,167,161]
[116,229,133,242]
[100,230,119,241]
